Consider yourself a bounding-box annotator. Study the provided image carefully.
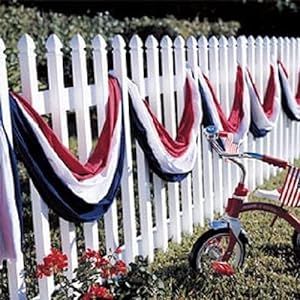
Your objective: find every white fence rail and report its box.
[0,33,300,299]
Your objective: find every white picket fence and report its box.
[0,33,300,299]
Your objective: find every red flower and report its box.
[82,284,114,300]
[114,260,127,275]
[211,261,235,276]
[36,248,68,278]
[82,249,101,261]
[95,257,109,269]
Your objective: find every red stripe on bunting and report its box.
[11,77,121,180]
[295,73,300,105]
[227,66,244,132]
[247,66,276,118]
[263,66,276,118]
[143,77,195,157]
[204,66,245,133]
[279,60,300,105]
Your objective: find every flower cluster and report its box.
[82,284,113,300]
[36,248,68,278]
[36,247,127,300]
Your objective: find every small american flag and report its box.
[279,165,300,207]
[223,133,238,154]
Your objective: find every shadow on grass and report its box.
[259,243,300,274]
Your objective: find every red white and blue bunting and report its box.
[9,76,124,223]
[278,61,300,121]
[197,66,250,145]
[2,60,300,261]
[0,117,23,262]
[127,70,202,181]
[246,63,281,137]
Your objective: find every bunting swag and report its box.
[246,64,281,137]
[9,76,124,223]
[0,118,23,262]
[278,61,300,121]
[197,66,250,144]
[127,70,202,182]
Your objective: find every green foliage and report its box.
[0,3,240,90]
[113,256,165,299]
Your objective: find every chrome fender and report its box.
[210,215,248,243]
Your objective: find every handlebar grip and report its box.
[262,155,288,168]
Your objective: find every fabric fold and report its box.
[278,61,300,121]
[246,63,281,137]
[197,66,250,145]
[127,70,202,182]
[9,76,124,222]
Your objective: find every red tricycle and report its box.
[189,125,300,273]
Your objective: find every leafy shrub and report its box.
[0,4,240,90]
[36,248,164,300]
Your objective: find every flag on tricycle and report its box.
[279,165,300,207]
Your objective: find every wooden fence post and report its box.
[262,36,271,179]
[208,36,224,214]
[247,36,257,190]
[18,34,53,299]
[254,36,265,183]
[183,36,203,228]
[270,37,279,174]
[112,35,137,263]
[160,35,182,243]
[129,34,154,260]
[145,35,168,251]
[0,37,27,300]
[92,35,119,253]
[198,36,214,221]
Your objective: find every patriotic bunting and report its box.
[2,60,300,262]
[246,63,281,137]
[197,66,250,145]
[127,70,202,181]
[9,76,124,223]
[0,116,23,262]
[278,61,300,121]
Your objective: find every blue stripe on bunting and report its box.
[0,105,24,245]
[10,96,124,223]
[198,82,215,128]
[250,121,269,138]
[129,99,188,182]
[279,70,300,121]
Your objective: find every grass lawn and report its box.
[151,166,300,299]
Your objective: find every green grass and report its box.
[151,167,300,299]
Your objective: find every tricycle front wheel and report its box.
[189,228,247,272]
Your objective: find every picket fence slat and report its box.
[1,33,300,299]
[161,35,182,244]
[184,36,202,228]
[145,35,169,251]
[112,35,138,263]
[18,34,53,300]
[0,38,27,300]
[246,36,256,191]
[209,36,224,214]
[219,36,233,201]
[92,35,120,253]
[198,35,214,221]
[129,34,154,261]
